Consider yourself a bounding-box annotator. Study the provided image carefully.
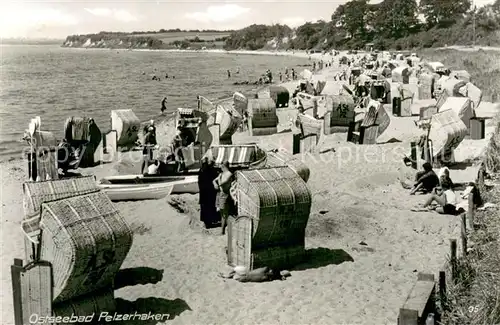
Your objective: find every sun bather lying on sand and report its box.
[401,162,440,195]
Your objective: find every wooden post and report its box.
[450,239,458,283]
[11,259,24,325]
[467,193,475,230]
[439,271,447,311]
[248,117,254,136]
[398,273,436,325]
[292,133,301,155]
[461,213,467,256]
[410,142,418,169]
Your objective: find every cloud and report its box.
[185,4,250,23]
[84,8,138,22]
[0,4,78,37]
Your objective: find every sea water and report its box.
[0,44,308,159]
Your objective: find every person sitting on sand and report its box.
[213,161,234,235]
[419,180,463,215]
[438,167,454,188]
[141,127,157,174]
[145,159,160,176]
[401,162,440,195]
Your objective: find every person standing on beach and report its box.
[291,68,296,80]
[213,161,234,235]
[161,97,167,114]
[198,157,220,228]
[227,69,231,78]
[141,127,157,174]
[279,72,283,82]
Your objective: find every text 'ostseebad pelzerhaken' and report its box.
[29,312,171,323]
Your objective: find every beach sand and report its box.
[1,55,498,325]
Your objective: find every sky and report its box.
[0,0,496,39]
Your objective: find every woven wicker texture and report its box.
[22,176,100,240]
[111,109,140,147]
[465,82,483,109]
[375,105,391,137]
[198,95,217,114]
[428,109,468,159]
[297,113,322,137]
[33,131,58,148]
[215,101,242,139]
[442,78,467,96]
[451,70,471,83]
[27,149,59,182]
[236,166,311,239]
[325,94,355,127]
[53,290,116,317]
[435,90,448,109]
[269,86,290,108]
[39,192,132,303]
[233,92,248,116]
[400,84,414,117]
[360,101,381,127]
[203,144,266,168]
[264,150,310,183]
[370,82,387,101]
[228,166,311,269]
[418,73,434,100]
[439,97,474,129]
[64,117,89,142]
[250,126,278,136]
[227,216,307,269]
[247,98,278,129]
[392,66,410,84]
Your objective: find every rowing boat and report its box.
[100,175,199,195]
[99,182,174,201]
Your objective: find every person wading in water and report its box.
[213,161,234,235]
[161,97,167,114]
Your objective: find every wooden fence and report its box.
[397,167,486,325]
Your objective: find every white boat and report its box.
[100,175,200,197]
[99,182,174,201]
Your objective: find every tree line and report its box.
[224,0,500,50]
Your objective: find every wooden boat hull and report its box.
[100,175,200,195]
[99,183,173,201]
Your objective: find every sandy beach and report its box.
[1,54,498,325]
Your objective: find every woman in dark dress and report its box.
[198,158,220,228]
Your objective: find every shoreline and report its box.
[60,45,332,59]
[0,48,324,163]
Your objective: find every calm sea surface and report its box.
[0,45,308,159]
